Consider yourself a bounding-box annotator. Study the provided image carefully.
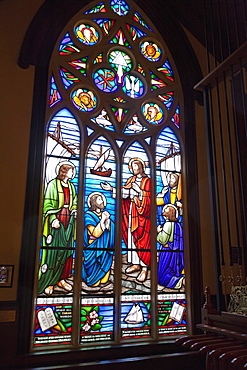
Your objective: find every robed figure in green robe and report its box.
[38,161,77,295]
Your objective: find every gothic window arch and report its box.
[20,0,193,351]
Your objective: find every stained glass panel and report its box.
[140,41,162,62]
[71,88,97,111]
[110,0,129,16]
[35,0,185,349]
[74,23,100,45]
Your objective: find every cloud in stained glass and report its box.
[45,108,80,186]
[74,24,100,45]
[49,75,62,107]
[91,109,115,131]
[86,127,95,136]
[93,68,118,93]
[94,19,116,35]
[144,137,152,145]
[156,127,181,173]
[122,73,145,98]
[123,114,147,134]
[60,67,80,89]
[71,88,97,112]
[108,50,132,84]
[59,32,81,55]
[140,41,162,62]
[142,102,164,124]
[110,0,129,16]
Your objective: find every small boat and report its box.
[124,303,145,324]
[90,147,112,177]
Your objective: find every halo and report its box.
[55,161,76,179]
[87,191,107,208]
[162,203,179,219]
[128,157,146,172]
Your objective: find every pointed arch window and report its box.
[33,0,185,348]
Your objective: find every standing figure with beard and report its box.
[101,158,151,282]
[82,192,115,287]
[38,161,77,295]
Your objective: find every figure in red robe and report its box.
[101,158,151,282]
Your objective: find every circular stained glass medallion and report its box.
[142,102,164,124]
[110,0,129,16]
[140,41,162,62]
[122,74,145,98]
[93,68,118,93]
[108,50,132,84]
[74,23,99,45]
[71,88,97,112]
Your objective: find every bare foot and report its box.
[125,264,141,274]
[57,279,72,292]
[44,286,53,295]
[137,268,148,282]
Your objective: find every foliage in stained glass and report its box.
[59,33,80,55]
[68,58,88,76]
[137,63,145,76]
[133,11,152,31]
[60,67,80,89]
[150,71,167,91]
[157,92,174,109]
[110,0,129,16]
[84,2,107,14]
[126,24,147,41]
[93,53,103,64]
[80,298,114,343]
[109,29,130,47]
[74,23,100,45]
[157,60,174,81]
[113,96,126,103]
[93,18,116,35]
[110,105,128,122]
[49,76,62,107]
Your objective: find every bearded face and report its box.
[89,194,105,211]
[169,174,178,188]
[131,161,144,176]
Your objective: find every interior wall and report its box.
[0,0,44,301]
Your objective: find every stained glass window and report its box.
[33,0,185,349]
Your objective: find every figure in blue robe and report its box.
[82,192,115,287]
